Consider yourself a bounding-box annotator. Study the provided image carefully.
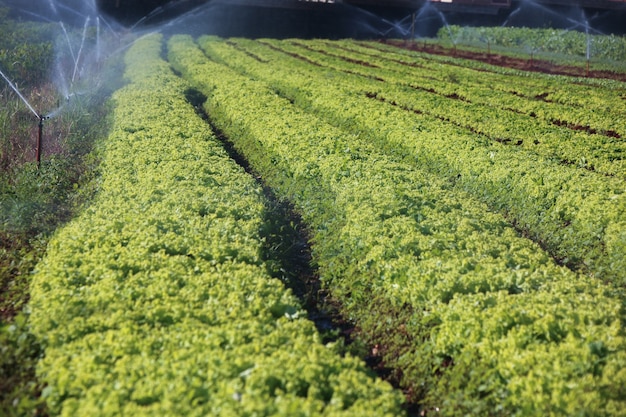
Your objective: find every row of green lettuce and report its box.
[359,38,626,117]
[208,37,626,289]
[368,38,626,109]
[437,25,626,64]
[273,39,626,178]
[169,34,626,416]
[28,33,404,416]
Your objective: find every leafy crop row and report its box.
[275,39,626,177]
[211,38,626,288]
[169,35,626,416]
[354,39,626,128]
[363,39,626,113]
[28,33,403,416]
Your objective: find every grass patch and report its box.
[0,8,123,415]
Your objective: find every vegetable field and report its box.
[439,25,626,66]
[30,33,626,416]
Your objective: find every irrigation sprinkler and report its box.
[37,115,47,169]
[1,67,57,169]
[1,67,44,168]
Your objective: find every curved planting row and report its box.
[275,39,626,177]
[316,40,625,144]
[28,34,404,416]
[205,37,626,287]
[168,34,626,416]
[359,39,626,116]
[347,39,626,133]
[322,39,626,139]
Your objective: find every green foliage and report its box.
[0,90,116,237]
[438,25,626,64]
[1,158,73,235]
[299,39,626,177]
[0,313,47,417]
[218,37,626,287]
[29,33,404,416]
[168,35,626,416]
[0,7,56,87]
[0,11,122,417]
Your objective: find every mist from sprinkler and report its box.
[47,0,59,16]
[71,17,91,83]
[18,9,56,23]
[0,0,140,168]
[493,0,604,67]
[60,22,77,65]
[0,65,55,168]
[0,0,616,165]
[502,0,603,34]
[0,0,456,131]
[0,68,40,120]
[130,5,168,31]
[382,2,461,51]
[501,5,523,27]
[1,65,64,168]
[127,0,220,33]
[406,2,458,52]
[411,3,449,37]
[348,5,412,38]
[97,17,101,62]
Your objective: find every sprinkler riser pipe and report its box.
[37,115,44,169]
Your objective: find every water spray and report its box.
[96,17,101,63]
[72,16,91,83]
[582,9,591,77]
[60,22,77,65]
[47,0,59,16]
[0,69,40,119]
[1,0,133,172]
[0,67,53,169]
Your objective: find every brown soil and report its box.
[385,39,626,83]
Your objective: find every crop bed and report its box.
[28,34,403,416]
[30,34,626,416]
